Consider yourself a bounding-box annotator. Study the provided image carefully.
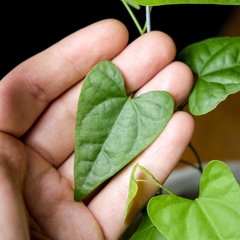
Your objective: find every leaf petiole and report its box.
[145,6,151,32]
[136,164,174,195]
[121,0,153,35]
[121,0,145,35]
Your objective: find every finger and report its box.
[88,112,195,239]
[24,82,81,166]
[135,61,193,107]
[112,31,176,93]
[24,31,177,167]
[0,19,128,137]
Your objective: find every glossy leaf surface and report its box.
[178,37,240,115]
[136,0,240,6]
[148,160,240,240]
[74,60,174,201]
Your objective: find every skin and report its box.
[0,19,194,240]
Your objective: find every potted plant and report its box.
[121,1,240,239]
[73,1,240,239]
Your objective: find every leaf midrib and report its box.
[195,198,226,240]
[81,96,134,188]
[199,40,238,75]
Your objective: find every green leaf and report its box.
[135,0,240,6]
[147,160,240,240]
[124,0,141,9]
[178,37,240,115]
[124,164,172,221]
[130,213,167,240]
[124,164,139,221]
[74,60,174,201]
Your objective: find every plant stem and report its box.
[145,6,151,32]
[189,142,203,173]
[137,179,174,195]
[121,0,144,35]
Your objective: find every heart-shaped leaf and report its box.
[130,213,167,240]
[136,0,240,6]
[178,36,240,115]
[74,60,174,201]
[147,160,240,240]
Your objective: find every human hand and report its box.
[0,19,194,239]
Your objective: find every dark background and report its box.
[0,2,235,79]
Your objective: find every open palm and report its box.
[0,19,194,240]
